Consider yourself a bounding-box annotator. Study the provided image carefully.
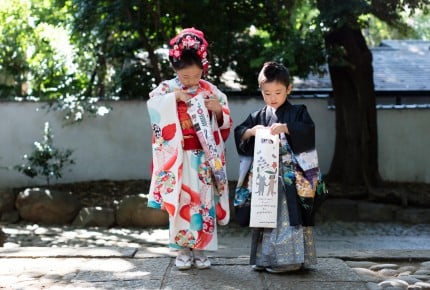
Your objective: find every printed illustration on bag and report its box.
[250,129,279,228]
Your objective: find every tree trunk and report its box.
[0,227,6,246]
[325,26,381,189]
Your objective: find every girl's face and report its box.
[260,81,292,110]
[176,64,203,88]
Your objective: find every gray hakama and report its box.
[250,179,317,268]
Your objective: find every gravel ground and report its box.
[315,221,430,237]
[2,221,430,248]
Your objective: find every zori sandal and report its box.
[193,251,211,269]
[175,250,192,270]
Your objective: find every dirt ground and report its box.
[40,179,151,208]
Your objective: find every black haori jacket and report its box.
[234,100,317,226]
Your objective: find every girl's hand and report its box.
[204,98,222,114]
[175,89,191,102]
[270,123,289,135]
[204,98,223,123]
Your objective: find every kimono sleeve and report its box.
[209,85,232,142]
[234,112,259,156]
[287,105,315,154]
[149,81,171,99]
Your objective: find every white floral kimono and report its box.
[147,77,232,251]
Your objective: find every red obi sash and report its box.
[177,101,202,150]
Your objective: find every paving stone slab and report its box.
[263,281,368,290]
[65,280,163,289]
[262,259,369,290]
[0,247,137,258]
[3,237,429,290]
[0,258,88,276]
[0,257,170,289]
[264,258,363,283]
[161,258,363,289]
[134,247,251,259]
[70,258,170,282]
[211,257,250,265]
[4,279,162,290]
[134,246,172,258]
[216,246,251,257]
[164,265,265,290]
[318,249,430,260]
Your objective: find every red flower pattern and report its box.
[162,123,176,141]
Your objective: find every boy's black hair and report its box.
[258,62,290,87]
[170,49,204,71]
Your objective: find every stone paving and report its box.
[347,261,430,290]
[1,221,430,289]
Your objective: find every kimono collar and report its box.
[264,101,292,125]
[272,101,293,117]
[174,77,212,95]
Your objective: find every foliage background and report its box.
[1,0,428,102]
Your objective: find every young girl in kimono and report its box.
[147,28,232,270]
[234,62,318,273]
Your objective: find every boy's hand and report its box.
[241,125,265,141]
[270,123,289,135]
[251,125,266,136]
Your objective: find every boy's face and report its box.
[260,81,292,110]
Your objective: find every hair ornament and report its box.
[169,27,209,73]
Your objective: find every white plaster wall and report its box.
[0,101,151,189]
[0,98,428,189]
[378,109,430,183]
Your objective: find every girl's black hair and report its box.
[169,49,203,71]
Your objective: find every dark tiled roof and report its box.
[293,40,430,91]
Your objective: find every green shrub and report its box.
[14,122,75,185]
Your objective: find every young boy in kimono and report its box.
[234,62,318,273]
[147,28,232,270]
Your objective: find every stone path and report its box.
[1,221,430,289]
[346,261,430,290]
[0,252,368,289]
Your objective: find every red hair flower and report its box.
[169,27,209,74]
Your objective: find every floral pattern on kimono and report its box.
[147,77,232,251]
